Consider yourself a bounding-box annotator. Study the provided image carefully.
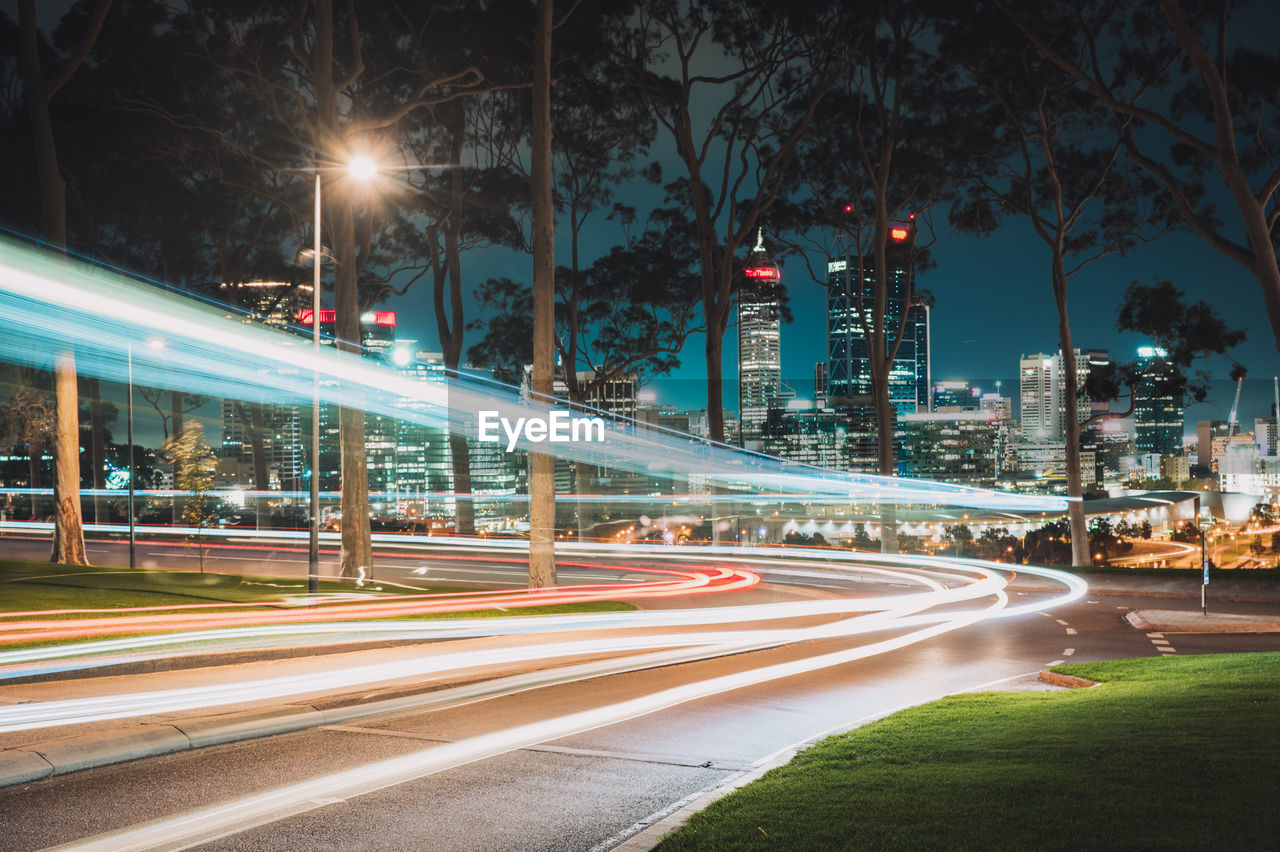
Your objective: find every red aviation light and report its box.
[890,227,910,242]
[299,308,336,325]
[744,267,779,280]
[844,204,854,213]
[374,311,396,327]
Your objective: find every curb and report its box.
[1037,670,1098,689]
[1124,610,1153,631]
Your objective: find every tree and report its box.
[620,0,859,442]
[944,523,973,557]
[1088,516,1133,564]
[0,374,56,519]
[1003,0,1280,356]
[1084,280,1246,420]
[977,527,1023,563]
[528,0,557,588]
[169,0,492,579]
[16,0,113,565]
[945,6,1175,567]
[780,0,960,482]
[164,422,218,572]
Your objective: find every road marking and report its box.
[1146,633,1164,639]
[1063,648,1075,656]
[1048,659,1065,666]
[1151,639,1170,645]
[1038,612,1053,618]
[1055,619,1069,626]
[1065,628,1077,635]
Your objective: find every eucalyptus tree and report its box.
[619,0,863,443]
[942,7,1177,566]
[164,0,494,578]
[778,0,957,486]
[1001,0,1280,355]
[13,0,113,564]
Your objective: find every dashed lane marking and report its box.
[1065,627,1077,635]
[1063,648,1075,656]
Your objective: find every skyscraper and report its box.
[738,230,784,447]
[1133,346,1183,454]
[1019,348,1109,441]
[826,223,929,416]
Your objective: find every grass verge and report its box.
[657,653,1280,851]
[0,559,634,649]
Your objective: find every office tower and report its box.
[1019,348,1108,441]
[738,230,784,447]
[933,380,981,411]
[896,411,999,486]
[814,362,828,408]
[1133,346,1183,455]
[826,222,929,417]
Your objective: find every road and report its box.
[0,541,1277,850]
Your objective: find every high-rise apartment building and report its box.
[1133,346,1183,455]
[738,231,784,447]
[1019,348,1108,441]
[826,223,929,416]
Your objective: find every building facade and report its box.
[738,231,785,447]
[1133,347,1183,455]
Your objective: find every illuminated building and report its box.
[1019,348,1109,441]
[738,230,785,448]
[826,222,929,416]
[1133,346,1183,455]
[896,411,999,486]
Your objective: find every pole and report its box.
[1201,526,1208,616]
[127,343,135,570]
[309,171,321,598]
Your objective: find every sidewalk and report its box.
[1126,609,1280,633]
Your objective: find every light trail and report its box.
[48,561,1088,852]
[0,239,1069,513]
[0,548,1085,733]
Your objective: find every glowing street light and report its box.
[306,157,379,596]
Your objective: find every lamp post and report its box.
[307,156,380,597]
[127,338,164,570]
[309,171,321,598]
[127,343,135,570]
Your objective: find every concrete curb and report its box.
[1037,670,1098,689]
[1125,610,1153,631]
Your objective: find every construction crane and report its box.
[1227,375,1244,436]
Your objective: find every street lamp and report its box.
[307,156,381,596]
[127,338,165,570]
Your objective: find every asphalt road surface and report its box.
[1,539,1278,850]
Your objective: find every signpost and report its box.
[1199,510,1212,616]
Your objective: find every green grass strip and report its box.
[658,652,1280,851]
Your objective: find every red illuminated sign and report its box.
[890,227,910,241]
[298,308,336,324]
[744,267,779,280]
[375,311,396,327]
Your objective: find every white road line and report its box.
[1055,619,1069,626]
[1065,627,1077,635]
[1146,633,1164,639]
[1151,639,1170,645]
[1048,659,1065,666]
[1062,648,1075,656]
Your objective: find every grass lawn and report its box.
[658,653,1280,851]
[0,559,634,648]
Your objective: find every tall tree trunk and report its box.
[528,0,556,587]
[1052,259,1090,568]
[50,352,86,564]
[871,364,899,555]
[439,108,475,537]
[18,0,109,566]
[86,376,105,524]
[447,432,473,535]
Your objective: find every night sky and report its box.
[9,0,1278,434]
